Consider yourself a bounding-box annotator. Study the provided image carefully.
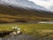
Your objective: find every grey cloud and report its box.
[42,0,49,1]
[48,6,53,11]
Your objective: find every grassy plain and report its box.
[0,23,53,38]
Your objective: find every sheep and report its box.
[10,32,17,35]
[12,26,18,30]
[17,28,21,34]
[11,26,21,35]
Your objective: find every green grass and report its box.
[0,23,53,37]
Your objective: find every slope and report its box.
[0,4,53,23]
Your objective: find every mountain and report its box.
[0,0,53,23]
[0,0,48,11]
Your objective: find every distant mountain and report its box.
[0,0,53,23]
[0,0,48,11]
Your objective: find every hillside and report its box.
[0,4,53,23]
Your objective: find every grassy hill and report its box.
[0,5,53,23]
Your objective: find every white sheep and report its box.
[12,26,18,30]
[14,26,18,30]
[11,26,21,35]
[12,27,14,30]
[10,32,17,35]
[17,28,21,34]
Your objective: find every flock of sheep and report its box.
[10,26,21,35]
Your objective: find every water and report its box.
[38,21,53,24]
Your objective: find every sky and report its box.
[28,0,53,11]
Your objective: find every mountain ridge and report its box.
[0,0,49,11]
[0,0,53,23]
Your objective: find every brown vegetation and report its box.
[0,5,53,23]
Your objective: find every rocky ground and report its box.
[0,34,53,40]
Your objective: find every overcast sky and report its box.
[29,0,53,11]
